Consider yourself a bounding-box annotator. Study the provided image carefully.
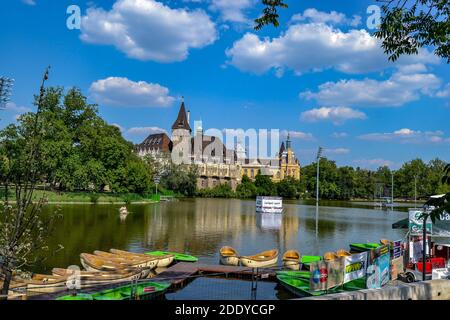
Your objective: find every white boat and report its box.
[256,196,283,214]
[239,249,278,268]
[110,249,174,268]
[219,246,240,266]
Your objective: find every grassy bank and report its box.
[1,189,162,204]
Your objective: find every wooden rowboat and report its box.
[323,251,339,261]
[51,268,142,286]
[240,249,278,268]
[380,239,392,246]
[57,281,171,301]
[80,253,150,279]
[93,251,158,270]
[110,249,174,268]
[282,250,301,270]
[27,274,70,293]
[336,249,352,257]
[219,246,240,266]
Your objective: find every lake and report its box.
[36,198,407,274]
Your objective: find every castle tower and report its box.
[171,101,192,164]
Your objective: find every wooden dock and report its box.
[152,263,278,288]
[17,262,280,300]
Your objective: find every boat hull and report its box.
[240,256,278,268]
[220,256,240,266]
[283,260,300,270]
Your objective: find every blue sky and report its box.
[1,0,449,168]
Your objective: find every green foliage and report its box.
[160,164,198,197]
[89,192,100,204]
[0,87,152,195]
[254,0,289,30]
[254,173,277,196]
[276,177,298,198]
[236,175,258,198]
[374,0,449,62]
[197,183,235,198]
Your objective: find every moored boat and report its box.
[276,270,310,279]
[240,249,278,268]
[276,275,342,297]
[145,251,198,263]
[300,256,322,270]
[56,281,171,301]
[349,243,382,253]
[80,253,149,278]
[93,250,158,269]
[51,268,142,286]
[219,246,240,266]
[282,250,301,270]
[323,252,339,261]
[336,249,352,257]
[26,274,69,294]
[110,249,174,268]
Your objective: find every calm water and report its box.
[36,198,407,274]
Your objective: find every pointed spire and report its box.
[280,141,286,154]
[286,132,292,149]
[172,101,192,132]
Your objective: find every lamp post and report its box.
[391,170,395,208]
[414,175,417,209]
[315,147,323,236]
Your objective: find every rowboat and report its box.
[57,281,171,301]
[323,252,339,261]
[51,268,142,286]
[145,251,198,263]
[110,249,174,268]
[276,275,342,297]
[282,250,301,270]
[299,256,322,270]
[26,274,69,293]
[349,243,382,252]
[219,246,240,266]
[80,253,150,279]
[239,249,278,268]
[93,250,158,269]
[276,270,310,279]
[380,239,392,246]
[336,249,352,257]
[277,275,366,297]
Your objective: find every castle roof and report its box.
[171,102,191,132]
[279,142,286,154]
[136,132,172,153]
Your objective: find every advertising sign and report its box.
[366,245,390,289]
[409,210,432,235]
[433,211,450,237]
[390,256,404,280]
[343,252,368,284]
[309,258,345,291]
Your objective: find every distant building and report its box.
[136,102,301,189]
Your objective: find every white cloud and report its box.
[436,83,450,98]
[353,158,395,169]
[111,123,125,132]
[209,0,254,23]
[281,130,315,141]
[22,0,36,5]
[226,23,438,76]
[331,132,348,138]
[301,69,442,107]
[324,148,350,155]
[358,128,449,144]
[290,8,361,27]
[80,0,217,62]
[300,107,366,125]
[4,102,32,114]
[127,126,167,135]
[89,77,176,107]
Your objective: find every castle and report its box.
[136,102,301,190]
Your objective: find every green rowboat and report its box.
[349,243,381,252]
[57,281,171,301]
[145,251,198,262]
[276,270,310,279]
[300,255,322,264]
[276,275,341,297]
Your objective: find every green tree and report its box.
[254,172,277,196]
[236,175,258,198]
[277,177,298,198]
[374,0,449,62]
[254,0,289,30]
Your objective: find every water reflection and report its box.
[35,198,407,273]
